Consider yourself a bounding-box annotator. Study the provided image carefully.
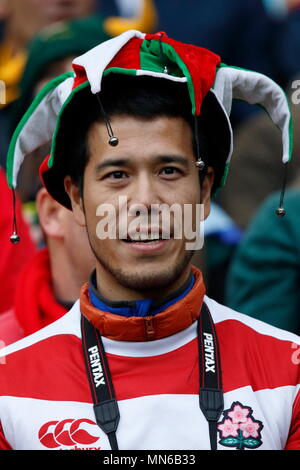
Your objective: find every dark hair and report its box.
[56,74,219,194]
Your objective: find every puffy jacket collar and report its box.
[88,270,194,317]
[80,266,206,341]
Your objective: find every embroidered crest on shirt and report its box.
[217,401,263,450]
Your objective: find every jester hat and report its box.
[6,30,293,210]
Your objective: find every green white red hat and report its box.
[6,29,293,210]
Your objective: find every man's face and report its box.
[6,0,95,46]
[59,205,96,283]
[36,188,95,287]
[67,115,213,294]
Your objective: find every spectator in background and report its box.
[0,13,105,343]
[8,1,157,191]
[8,16,110,185]
[268,0,300,84]
[0,186,95,345]
[153,0,300,124]
[202,203,242,304]
[0,0,156,107]
[0,0,95,106]
[0,0,96,168]
[153,0,299,87]
[0,0,157,166]
[11,1,157,132]
[154,0,277,80]
[219,84,300,229]
[0,3,157,343]
[218,2,300,228]
[226,188,300,335]
[0,168,36,319]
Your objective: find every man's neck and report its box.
[49,240,90,304]
[95,263,192,302]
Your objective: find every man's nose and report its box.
[129,173,162,209]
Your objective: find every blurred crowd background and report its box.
[1,0,300,344]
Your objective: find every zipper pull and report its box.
[145,317,155,340]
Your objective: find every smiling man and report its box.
[64,77,212,301]
[0,31,300,450]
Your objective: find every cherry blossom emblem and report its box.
[217,401,263,450]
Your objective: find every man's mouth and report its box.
[122,234,170,243]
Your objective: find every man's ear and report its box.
[36,188,65,239]
[201,166,214,220]
[64,176,86,227]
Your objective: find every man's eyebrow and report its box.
[94,158,130,173]
[94,155,190,173]
[155,155,190,168]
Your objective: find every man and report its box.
[226,188,300,335]
[0,187,95,344]
[0,168,36,317]
[0,0,96,168]
[1,13,158,343]
[0,31,299,450]
[0,0,157,166]
[0,0,156,105]
[220,83,300,229]
[10,15,111,201]
[0,0,96,105]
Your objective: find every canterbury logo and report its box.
[38,418,100,449]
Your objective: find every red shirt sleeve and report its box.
[0,169,36,314]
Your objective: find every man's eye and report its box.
[107,171,127,179]
[160,167,181,176]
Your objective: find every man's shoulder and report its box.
[205,295,300,346]
[0,301,86,405]
[0,301,81,361]
[206,296,300,395]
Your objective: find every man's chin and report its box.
[112,269,178,292]
[98,251,194,294]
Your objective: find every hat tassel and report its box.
[10,188,20,244]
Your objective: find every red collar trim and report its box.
[80,266,206,341]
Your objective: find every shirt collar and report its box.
[80,266,206,341]
[88,270,194,317]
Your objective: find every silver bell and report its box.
[10,232,20,244]
[275,207,286,217]
[109,136,119,147]
[195,159,205,170]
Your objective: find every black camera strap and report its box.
[81,301,223,450]
[81,315,120,450]
[197,302,224,450]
